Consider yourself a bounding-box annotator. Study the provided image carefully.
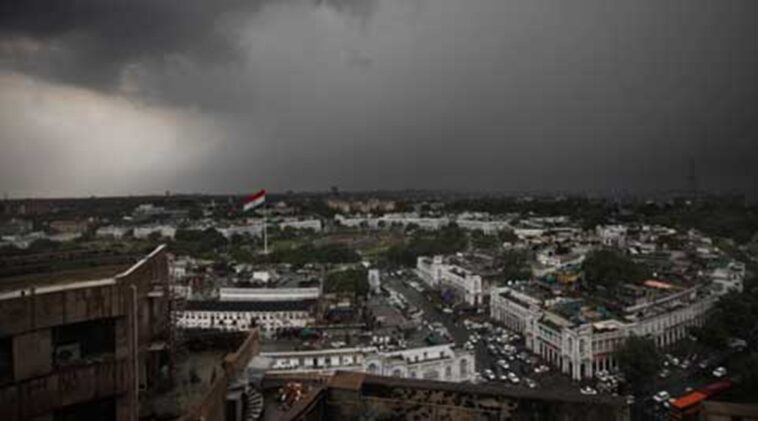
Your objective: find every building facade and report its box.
[490,283,716,380]
[261,343,475,383]
[416,256,483,306]
[177,300,317,338]
[0,245,171,421]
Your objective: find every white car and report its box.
[580,386,598,395]
[534,365,550,374]
[653,391,670,403]
[507,372,520,384]
[712,366,727,378]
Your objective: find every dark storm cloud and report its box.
[0,0,270,90]
[0,0,756,197]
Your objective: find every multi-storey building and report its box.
[710,260,746,295]
[278,218,323,232]
[0,245,171,421]
[261,343,475,383]
[416,256,483,306]
[491,281,717,380]
[177,299,317,337]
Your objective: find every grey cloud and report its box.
[0,0,756,197]
[0,0,270,91]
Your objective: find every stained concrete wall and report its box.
[0,245,170,421]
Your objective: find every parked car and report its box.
[712,366,727,378]
[534,365,550,374]
[653,391,670,403]
[507,372,520,384]
[580,386,598,395]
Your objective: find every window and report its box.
[52,318,115,366]
[0,337,12,385]
[54,397,115,421]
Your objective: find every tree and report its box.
[471,231,499,251]
[498,250,532,282]
[500,229,518,243]
[582,249,649,291]
[692,289,758,348]
[325,268,369,297]
[615,335,661,393]
[737,353,758,395]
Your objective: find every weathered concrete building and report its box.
[0,245,171,421]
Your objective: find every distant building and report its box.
[0,219,33,236]
[279,218,323,232]
[218,287,320,302]
[710,261,745,295]
[217,222,264,239]
[596,225,628,247]
[261,343,475,383]
[49,219,90,235]
[133,225,176,239]
[416,256,483,306]
[177,299,318,338]
[95,225,130,239]
[368,269,381,295]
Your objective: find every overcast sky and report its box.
[1,0,756,198]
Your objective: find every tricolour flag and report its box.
[242,189,266,212]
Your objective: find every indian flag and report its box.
[242,189,266,212]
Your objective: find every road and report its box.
[384,272,744,421]
[385,274,580,392]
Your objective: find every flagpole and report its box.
[263,199,268,255]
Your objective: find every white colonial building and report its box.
[95,225,130,239]
[596,225,628,247]
[416,256,483,306]
[218,287,321,302]
[710,261,746,295]
[455,218,511,235]
[261,343,475,383]
[217,222,265,239]
[334,214,450,231]
[279,218,323,232]
[490,282,717,380]
[177,299,317,338]
[133,225,176,239]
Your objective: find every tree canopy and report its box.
[263,243,360,268]
[692,288,758,348]
[614,335,662,393]
[582,249,649,291]
[380,225,467,267]
[324,268,369,296]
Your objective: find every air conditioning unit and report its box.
[54,343,81,364]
